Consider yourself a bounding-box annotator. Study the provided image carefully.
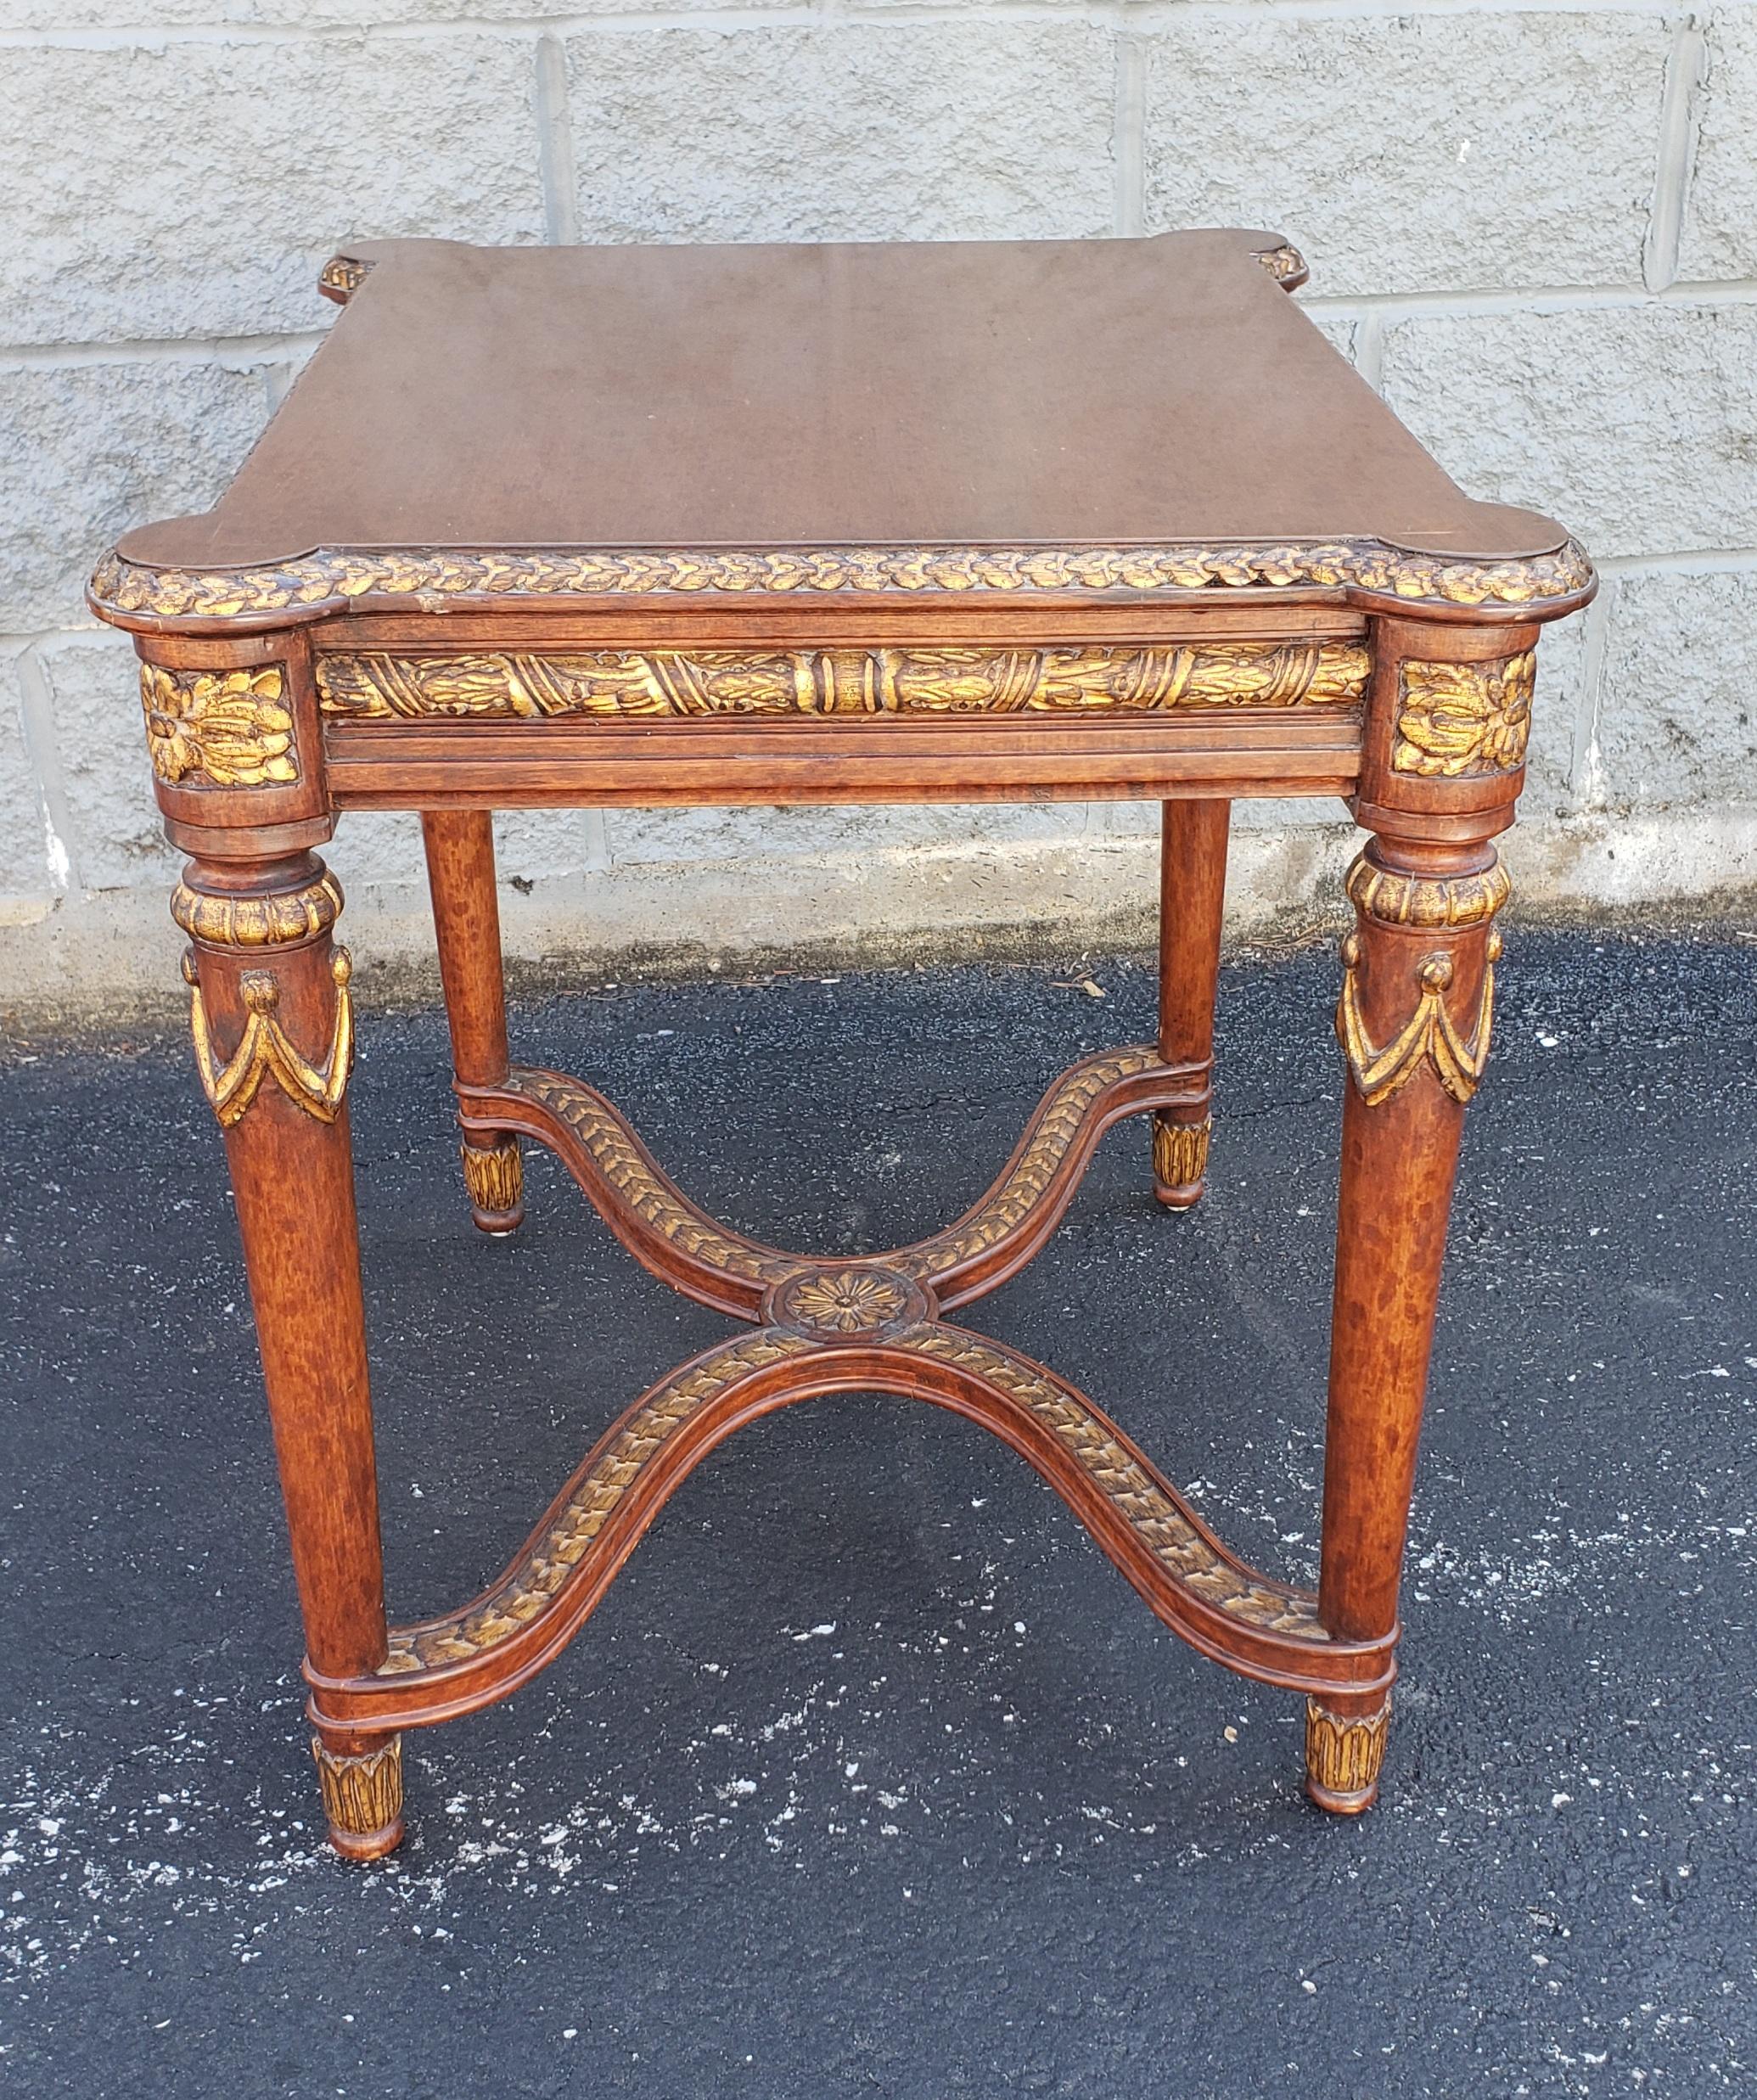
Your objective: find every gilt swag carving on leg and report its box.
[184,946,355,1127]
[1335,851,1507,1109]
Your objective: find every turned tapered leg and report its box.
[421,810,522,1232]
[1154,799,1230,1206]
[176,852,403,1858]
[1308,835,1508,1811]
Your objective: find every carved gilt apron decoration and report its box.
[315,639,1372,722]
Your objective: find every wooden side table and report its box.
[91,233,1593,1859]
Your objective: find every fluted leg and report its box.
[176,852,403,1857]
[422,810,523,1232]
[1154,799,1229,1206]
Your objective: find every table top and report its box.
[113,232,1572,599]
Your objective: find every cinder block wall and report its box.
[5,4,1754,1009]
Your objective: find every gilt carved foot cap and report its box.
[312,1734,405,1860]
[462,1137,525,1234]
[1303,1696,1391,1815]
[1153,1113,1212,1209]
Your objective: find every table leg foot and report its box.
[312,1732,406,1860]
[1303,1696,1390,1814]
[462,1135,525,1235]
[1151,1111,1211,1208]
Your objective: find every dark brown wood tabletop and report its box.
[120,232,1562,575]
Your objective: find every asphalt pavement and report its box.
[2,929,1753,2097]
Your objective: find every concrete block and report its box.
[0,652,55,901]
[1307,312,1359,366]
[3,36,545,347]
[327,813,434,895]
[1142,11,1669,295]
[565,25,1114,243]
[604,804,1090,870]
[1679,10,1757,280]
[1378,301,1757,562]
[1593,568,1757,810]
[1523,602,1591,821]
[31,632,180,896]
[1,357,268,635]
[325,810,603,895]
[5,3,213,24]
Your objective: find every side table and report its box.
[90,233,1593,1858]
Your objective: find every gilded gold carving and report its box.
[318,253,373,301]
[1345,852,1510,932]
[511,1072,795,1284]
[1337,931,1501,1108]
[316,639,1371,722]
[380,1332,816,1672]
[1152,1115,1211,1191]
[1305,1699,1390,1799]
[312,1735,403,1834]
[910,1332,1324,1638]
[1255,244,1307,288]
[139,663,296,787]
[171,869,342,948]
[895,1048,1164,1277]
[379,1323,1321,1678]
[513,1049,1179,1299]
[184,946,355,1127]
[462,1137,523,1217]
[90,538,1595,622]
[1393,649,1536,776]
[777,1268,912,1334]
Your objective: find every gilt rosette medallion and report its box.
[766,1265,930,1341]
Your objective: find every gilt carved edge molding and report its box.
[1254,243,1308,289]
[320,249,1302,304]
[90,539,1594,623]
[315,638,1370,722]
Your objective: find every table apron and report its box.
[322,713,1362,807]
